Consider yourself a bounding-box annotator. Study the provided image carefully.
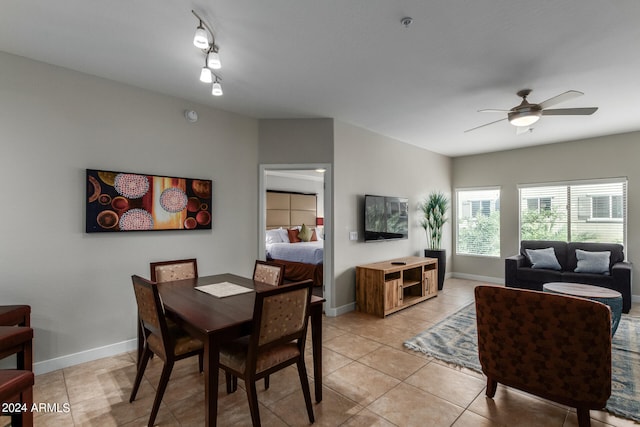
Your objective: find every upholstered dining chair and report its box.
[0,325,34,426]
[220,279,315,427]
[0,305,30,327]
[475,285,612,427]
[252,260,285,286]
[150,258,198,283]
[130,275,204,427]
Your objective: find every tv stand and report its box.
[356,256,438,317]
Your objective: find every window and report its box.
[456,188,501,257]
[519,178,626,244]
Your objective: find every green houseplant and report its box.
[420,191,449,290]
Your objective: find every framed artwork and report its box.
[86,169,212,232]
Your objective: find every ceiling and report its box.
[2,1,639,157]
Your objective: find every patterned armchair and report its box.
[474,286,611,427]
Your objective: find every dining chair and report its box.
[0,305,30,327]
[219,279,314,427]
[252,259,285,390]
[150,258,198,283]
[0,325,34,427]
[252,260,285,286]
[129,275,204,427]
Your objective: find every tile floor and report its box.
[4,278,639,426]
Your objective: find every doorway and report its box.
[258,164,332,310]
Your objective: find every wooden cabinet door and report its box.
[384,279,402,311]
[424,269,438,297]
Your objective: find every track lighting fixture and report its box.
[192,10,224,96]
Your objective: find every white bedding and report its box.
[266,241,324,265]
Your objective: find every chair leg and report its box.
[225,372,236,394]
[264,375,270,390]
[485,377,498,398]
[296,359,315,424]
[577,407,591,427]
[149,361,174,427]
[130,346,152,402]
[245,380,261,427]
[11,385,33,427]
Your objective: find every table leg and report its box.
[310,304,323,402]
[204,338,220,427]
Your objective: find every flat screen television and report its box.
[364,194,409,241]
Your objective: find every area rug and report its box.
[404,303,640,422]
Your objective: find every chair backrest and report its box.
[253,260,285,286]
[251,279,313,353]
[132,275,170,359]
[150,258,198,283]
[474,285,611,408]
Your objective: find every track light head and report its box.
[199,67,213,83]
[193,22,209,49]
[211,79,223,96]
[207,48,221,70]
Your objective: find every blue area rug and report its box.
[404,303,640,422]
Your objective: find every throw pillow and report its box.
[310,229,318,241]
[288,228,301,243]
[574,249,611,275]
[298,224,312,242]
[525,247,562,270]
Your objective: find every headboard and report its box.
[266,191,317,229]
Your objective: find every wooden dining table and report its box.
[136,273,325,427]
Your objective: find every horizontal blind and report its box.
[456,188,500,256]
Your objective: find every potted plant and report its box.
[420,191,449,290]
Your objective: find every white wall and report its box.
[452,131,640,301]
[332,120,452,312]
[0,52,259,372]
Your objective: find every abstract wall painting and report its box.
[86,169,212,232]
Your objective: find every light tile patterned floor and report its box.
[3,278,639,426]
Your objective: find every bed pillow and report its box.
[525,247,562,270]
[574,249,611,275]
[298,224,313,242]
[275,227,289,243]
[310,229,318,241]
[265,229,283,244]
[288,228,301,243]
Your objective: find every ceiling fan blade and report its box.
[464,117,507,133]
[539,90,584,109]
[542,107,598,116]
[516,126,531,135]
[478,109,510,113]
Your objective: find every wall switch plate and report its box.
[349,231,358,241]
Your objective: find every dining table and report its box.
[136,273,325,427]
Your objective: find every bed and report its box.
[265,191,323,287]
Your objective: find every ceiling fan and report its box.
[465,89,598,134]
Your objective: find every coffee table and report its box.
[542,282,622,336]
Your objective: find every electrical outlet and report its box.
[349,231,358,241]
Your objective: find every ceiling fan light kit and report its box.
[191,10,223,96]
[466,88,598,134]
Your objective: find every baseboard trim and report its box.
[450,272,503,285]
[325,302,355,317]
[33,339,137,375]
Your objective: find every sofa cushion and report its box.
[525,248,562,270]
[521,240,569,270]
[566,242,624,272]
[517,267,563,284]
[574,250,611,275]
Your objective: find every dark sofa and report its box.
[505,240,632,313]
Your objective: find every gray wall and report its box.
[258,119,334,164]
[0,52,259,371]
[333,120,452,312]
[452,131,639,300]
